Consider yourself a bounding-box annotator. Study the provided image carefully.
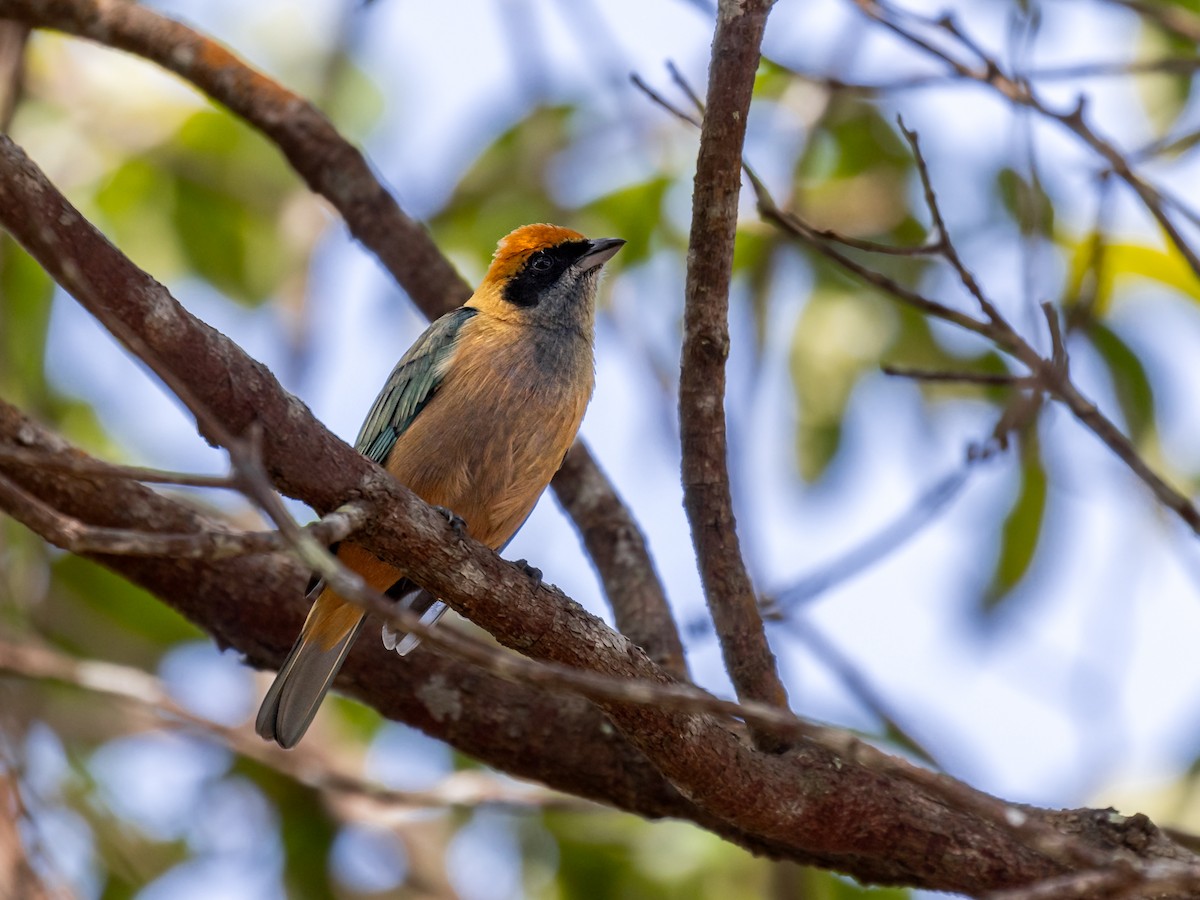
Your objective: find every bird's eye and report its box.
[531,255,555,272]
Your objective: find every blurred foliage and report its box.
[242,759,338,899]
[1086,321,1157,446]
[1066,237,1200,313]
[429,105,576,265]
[983,430,1046,613]
[996,167,1054,239]
[41,556,201,666]
[541,813,910,900]
[0,239,53,408]
[795,100,915,239]
[3,0,1200,897]
[93,109,306,306]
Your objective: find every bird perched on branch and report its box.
[256,224,624,748]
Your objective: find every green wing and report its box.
[354,307,478,465]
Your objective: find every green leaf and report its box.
[173,110,299,202]
[171,177,256,299]
[790,290,892,481]
[996,167,1054,237]
[1065,238,1200,316]
[983,433,1046,612]
[328,694,383,743]
[45,556,201,662]
[431,105,575,265]
[582,177,672,267]
[1087,322,1156,444]
[753,57,795,102]
[95,109,305,305]
[0,238,55,407]
[94,158,187,279]
[320,58,385,140]
[238,759,336,897]
[800,100,911,180]
[794,100,915,240]
[734,228,783,354]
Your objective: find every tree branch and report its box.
[0,0,687,696]
[0,399,759,846]
[0,396,1088,889]
[680,0,790,751]
[8,128,1198,891]
[554,443,689,679]
[2,12,1198,891]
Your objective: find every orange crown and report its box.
[484,224,587,283]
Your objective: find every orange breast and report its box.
[383,314,593,549]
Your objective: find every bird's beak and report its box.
[578,237,626,272]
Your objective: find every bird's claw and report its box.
[433,505,467,541]
[514,558,543,586]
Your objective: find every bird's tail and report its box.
[255,586,366,748]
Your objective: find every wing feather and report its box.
[354,307,478,464]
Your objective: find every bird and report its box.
[256,224,624,748]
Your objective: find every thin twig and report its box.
[0,468,366,559]
[630,73,702,128]
[0,444,238,489]
[763,464,976,615]
[667,59,706,115]
[854,0,1200,283]
[881,365,1030,386]
[898,116,1007,326]
[778,58,1200,93]
[751,119,1200,536]
[785,621,941,768]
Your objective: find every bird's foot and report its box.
[432,505,467,541]
[513,558,543,586]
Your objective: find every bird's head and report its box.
[467,224,624,333]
